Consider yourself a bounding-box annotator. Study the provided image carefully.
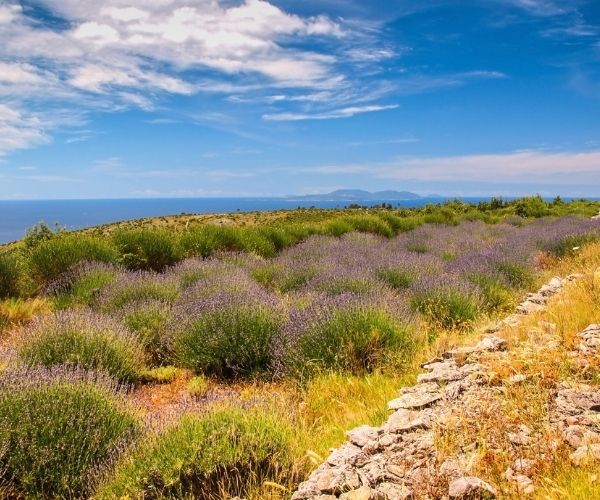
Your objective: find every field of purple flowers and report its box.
[0,215,599,498]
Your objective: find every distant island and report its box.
[287,189,423,201]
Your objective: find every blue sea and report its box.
[0,196,587,244]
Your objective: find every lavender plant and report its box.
[96,406,296,499]
[114,299,173,365]
[17,310,146,382]
[0,366,138,498]
[170,288,285,378]
[94,270,180,312]
[274,292,416,380]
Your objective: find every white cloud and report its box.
[263,104,399,121]
[297,149,600,184]
[0,104,49,156]
[0,62,44,84]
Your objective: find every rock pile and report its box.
[551,384,600,465]
[291,275,591,500]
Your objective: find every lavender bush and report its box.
[274,292,417,380]
[170,288,285,378]
[17,310,146,382]
[410,274,483,329]
[0,366,138,498]
[114,299,173,365]
[94,270,180,312]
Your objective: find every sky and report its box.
[0,0,599,199]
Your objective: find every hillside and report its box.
[0,200,599,499]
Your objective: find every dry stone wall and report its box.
[291,273,600,500]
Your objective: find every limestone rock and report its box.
[448,477,496,498]
[347,425,381,448]
[340,486,384,500]
[376,482,413,499]
[385,408,429,433]
[388,390,441,411]
[570,443,600,465]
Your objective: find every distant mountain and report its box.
[289,189,422,201]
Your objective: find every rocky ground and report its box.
[292,274,600,500]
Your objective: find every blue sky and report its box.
[0,0,599,199]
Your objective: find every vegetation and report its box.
[16,310,146,382]
[0,199,598,498]
[97,406,297,499]
[0,368,137,498]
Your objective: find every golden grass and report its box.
[430,243,600,499]
[0,297,52,336]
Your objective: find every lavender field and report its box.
[1,215,599,498]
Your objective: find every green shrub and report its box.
[0,367,138,499]
[343,215,394,238]
[411,286,481,329]
[0,252,20,298]
[377,268,415,290]
[252,262,320,293]
[547,233,599,257]
[257,226,301,251]
[393,216,424,233]
[280,299,415,379]
[181,225,280,258]
[186,375,209,397]
[496,261,535,288]
[117,300,172,364]
[52,263,118,309]
[95,272,180,312]
[113,229,182,271]
[28,234,118,284]
[469,274,514,312]
[97,406,296,499]
[23,221,58,249]
[324,219,354,237]
[514,195,549,218]
[17,310,146,382]
[172,293,283,378]
[238,227,277,257]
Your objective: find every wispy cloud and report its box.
[263,104,399,121]
[291,149,600,185]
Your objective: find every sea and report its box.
[0,196,585,244]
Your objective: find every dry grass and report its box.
[431,242,600,499]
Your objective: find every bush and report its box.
[96,406,296,499]
[546,232,599,257]
[252,262,320,292]
[324,219,354,237]
[469,274,514,312]
[95,271,180,312]
[377,268,415,290]
[496,261,535,288]
[117,299,172,364]
[47,262,119,308]
[28,234,118,285]
[0,367,137,498]
[113,229,182,271]
[0,251,20,298]
[140,365,182,383]
[343,215,394,238]
[276,294,415,379]
[23,221,58,250]
[171,291,284,378]
[514,195,549,218]
[17,310,146,382]
[411,277,481,329]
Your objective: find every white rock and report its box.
[570,443,600,465]
[448,476,496,498]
